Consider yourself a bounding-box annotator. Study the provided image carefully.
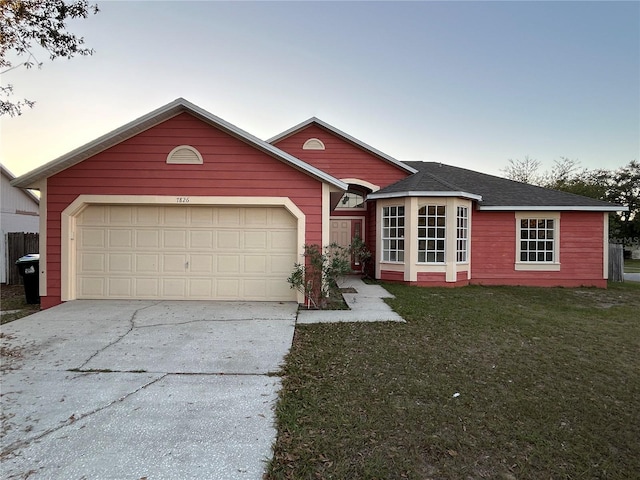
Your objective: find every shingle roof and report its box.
[368,161,625,212]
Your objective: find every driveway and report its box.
[0,300,297,479]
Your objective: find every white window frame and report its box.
[382,205,405,262]
[456,206,468,263]
[515,212,561,271]
[417,204,446,264]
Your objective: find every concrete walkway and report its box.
[624,272,640,282]
[297,276,405,323]
[1,301,297,480]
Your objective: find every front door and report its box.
[330,218,364,271]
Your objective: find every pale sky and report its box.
[1,1,638,179]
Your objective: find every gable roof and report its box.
[11,98,348,191]
[267,117,418,175]
[369,162,626,212]
[1,164,40,205]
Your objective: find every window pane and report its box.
[437,205,445,215]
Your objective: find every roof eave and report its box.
[268,117,418,175]
[11,99,348,191]
[477,205,628,212]
[367,191,483,202]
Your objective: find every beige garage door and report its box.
[75,205,298,301]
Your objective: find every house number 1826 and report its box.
[176,197,190,203]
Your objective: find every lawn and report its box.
[625,259,640,273]
[267,282,640,479]
[1,284,40,324]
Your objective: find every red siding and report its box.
[470,210,606,287]
[43,113,324,306]
[273,124,409,188]
[380,270,404,282]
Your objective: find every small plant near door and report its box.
[288,243,351,309]
[350,235,372,275]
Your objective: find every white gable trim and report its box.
[11,98,348,192]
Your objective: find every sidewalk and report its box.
[297,276,405,324]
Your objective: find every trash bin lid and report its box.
[16,253,40,263]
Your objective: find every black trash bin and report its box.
[16,254,40,304]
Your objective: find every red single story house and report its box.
[12,98,624,309]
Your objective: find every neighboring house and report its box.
[11,99,624,309]
[1,164,40,284]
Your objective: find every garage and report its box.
[75,204,298,301]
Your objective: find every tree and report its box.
[1,0,99,116]
[607,161,640,239]
[502,158,639,241]
[501,156,543,185]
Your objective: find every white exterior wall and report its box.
[1,168,40,283]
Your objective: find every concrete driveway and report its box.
[1,300,297,479]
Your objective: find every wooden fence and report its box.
[608,243,624,282]
[6,232,39,285]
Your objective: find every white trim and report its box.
[11,98,348,191]
[515,263,561,271]
[166,145,203,164]
[479,205,626,212]
[368,190,483,202]
[322,184,331,249]
[60,195,306,303]
[267,117,417,174]
[37,179,47,296]
[339,178,381,193]
[515,212,561,270]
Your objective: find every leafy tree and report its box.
[607,161,640,239]
[1,0,99,116]
[502,157,639,241]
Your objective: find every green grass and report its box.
[267,282,640,479]
[1,284,40,325]
[625,259,640,273]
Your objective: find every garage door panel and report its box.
[271,230,297,250]
[244,256,266,274]
[108,230,132,248]
[109,206,134,224]
[76,205,297,301]
[79,253,105,272]
[271,254,297,274]
[164,230,187,248]
[136,254,159,273]
[79,277,105,296]
[163,255,188,273]
[216,278,240,297]
[218,255,240,273]
[162,278,188,297]
[108,254,133,273]
[135,278,159,296]
[245,231,267,249]
[136,231,159,248]
[189,231,213,248]
[79,229,105,248]
[164,207,188,225]
[189,254,213,273]
[108,278,132,297]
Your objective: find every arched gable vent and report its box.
[166,145,203,164]
[302,138,325,150]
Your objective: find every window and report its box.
[418,205,446,263]
[456,206,468,263]
[519,218,556,262]
[382,206,405,262]
[337,189,366,209]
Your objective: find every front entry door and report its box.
[330,218,364,271]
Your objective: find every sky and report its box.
[1,0,639,180]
